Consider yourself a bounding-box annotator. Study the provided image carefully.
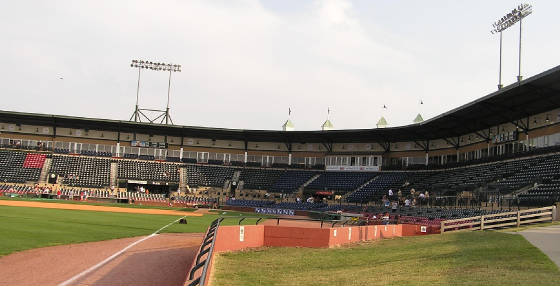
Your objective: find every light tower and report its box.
[129,60,181,124]
[491,4,532,89]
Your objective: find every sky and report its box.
[1,0,558,131]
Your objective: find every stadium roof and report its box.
[1,65,560,145]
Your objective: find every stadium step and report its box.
[296,174,322,197]
[512,183,537,196]
[38,158,52,183]
[110,162,118,187]
[232,170,242,183]
[301,174,321,188]
[342,175,380,201]
[179,166,188,193]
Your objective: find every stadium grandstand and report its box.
[1,65,560,211]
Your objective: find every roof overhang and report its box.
[2,65,560,144]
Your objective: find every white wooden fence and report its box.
[441,206,556,233]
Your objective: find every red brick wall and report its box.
[213,225,265,252]
[264,226,331,248]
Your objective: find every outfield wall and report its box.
[212,224,432,253]
[185,223,434,285]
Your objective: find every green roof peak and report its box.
[413,113,424,123]
[376,116,388,128]
[321,119,334,131]
[282,119,295,131]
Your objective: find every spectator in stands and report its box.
[383,197,390,208]
[418,192,425,206]
[56,189,61,199]
[382,213,390,225]
[388,189,394,198]
[405,198,411,207]
[410,188,416,197]
[397,189,402,199]
[391,201,398,213]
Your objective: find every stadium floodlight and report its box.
[129,60,181,125]
[491,4,532,89]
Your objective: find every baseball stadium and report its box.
[2,2,560,286]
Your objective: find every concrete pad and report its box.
[519,225,560,269]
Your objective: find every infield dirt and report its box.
[0,233,203,286]
[0,200,201,216]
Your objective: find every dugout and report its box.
[118,179,177,197]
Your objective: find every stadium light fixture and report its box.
[491,4,532,89]
[129,59,182,125]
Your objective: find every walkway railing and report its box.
[186,218,222,286]
[440,206,555,233]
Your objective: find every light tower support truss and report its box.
[129,59,181,125]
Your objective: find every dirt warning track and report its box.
[0,200,201,216]
[0,233,203,286]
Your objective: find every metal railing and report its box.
[226,215,346,228]
[187,218,222,286]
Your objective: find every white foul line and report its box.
[58,216,186,286]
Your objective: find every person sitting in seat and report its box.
[391,201,398,213]
[382,213,390,225]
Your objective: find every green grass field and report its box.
[0,205,266,256]
[212,231,560,286]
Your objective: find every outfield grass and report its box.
[0,205,267,256]
[212,231,560,286]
